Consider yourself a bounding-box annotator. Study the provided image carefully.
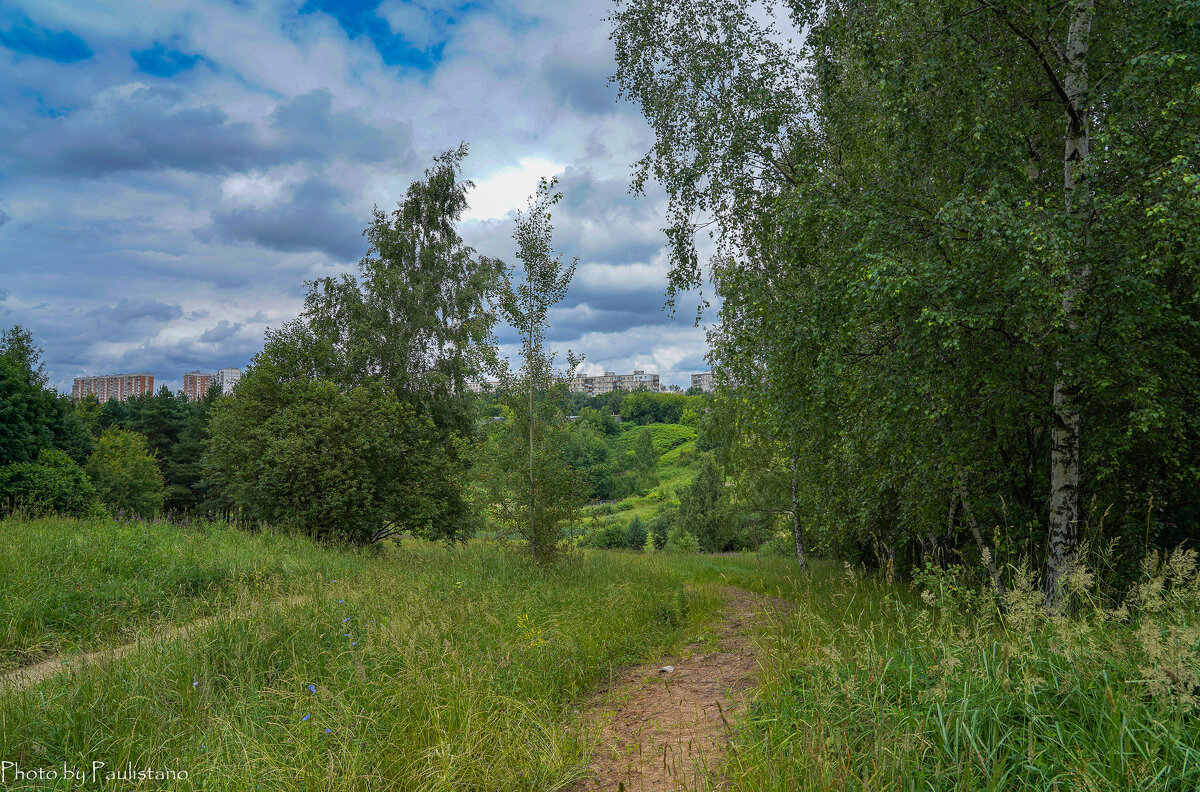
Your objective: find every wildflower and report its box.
[192,681,199,688]
[338,600,344,604]
[344,633,350,638]
[343,617,351,623]
[307,684,316,694]
[324,728,332,734]
[301,714,311,722]
[352,642,357,646]
[332,580,337,583]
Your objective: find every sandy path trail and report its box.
[0,594,308,693]
[574,587,786,792]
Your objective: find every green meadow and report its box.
[2,516,1197,790]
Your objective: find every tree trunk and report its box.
[790,457,808,575]
[529,314,537,563]
[1045,0,1093,606]
[957,477,1007,604]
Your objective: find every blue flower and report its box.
[342,617,351,623]
[192,681,199,687]
[338,600,344,604]
[332,580,337,583]
[343,633,350,638]
[301,713,311,722]
[307,684,316,694]
[352,642,357,647]
[324,728,332,734]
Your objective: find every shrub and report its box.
[626,516,648,550]
[665,525,700,553]
[85,428,165,518]
[758,532,795,558]
[582,520,628,549]
[0,449,100,518]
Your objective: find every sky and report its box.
[0,0,716,394]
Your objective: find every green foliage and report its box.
[581,519,628,549]
[226,147,502,541]
[560,425,614,501]
[664,525,700,553]
[619,391,691,425]
[611,0,1200,582]
[676,453,732,552]
[626,515,648,550]
[0,327,93,467]
[476,178,585,560]
[205,373,459,544]
[0,449,100,518]
[631,428,658,473]
[575,406,618,436]
[85,428,165,518]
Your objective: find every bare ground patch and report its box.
[573,587,787,792]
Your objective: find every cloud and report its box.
[0,15,92,63]
[8,84,265,178]
[0,206,8,227]
[0,0,713,391]
[203,176,366,260]
[198,320,243,343]
[88,299,183,325]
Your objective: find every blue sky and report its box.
[0,0,714,392]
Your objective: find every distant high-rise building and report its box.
[72,372,154,403]
[182,371,216,402]
[215,367,242,395]
[691,371,715,393]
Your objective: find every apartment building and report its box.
[215,367,242,395]
[569,370,661,397]
[182,371,216,401]
[72,372,154,402]
[690,371,715,393]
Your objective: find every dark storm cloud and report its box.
[198,320,243,343]
[9,85,266,178]
[8,86,411,179]
[202,177,366,260]
[88,298,183,325]
[269,90,402,164]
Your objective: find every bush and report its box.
[647,508,676,549]
[665,525,700,553]
[582,520,628,549]
[758,532,796,558]
[85,428,165,518]
[0,449,100,518]
[205,374,461,544]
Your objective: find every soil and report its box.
[572,587,786,792]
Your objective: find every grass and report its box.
[4,515,1197,791]
[0,514,371,671]
[721,558,1200,791]
[0,517,743,790]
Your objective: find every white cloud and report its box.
[462,157,563,221]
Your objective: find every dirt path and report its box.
[0,594,308,693]
[573,587,785,792]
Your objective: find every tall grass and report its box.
[0,515,370,670]
[725,555,1200,791]
[0,528,735,790]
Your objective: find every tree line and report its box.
[609,0,1200,596]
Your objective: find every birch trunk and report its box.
[790,457,808,575]
[1045,0,1093,606]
